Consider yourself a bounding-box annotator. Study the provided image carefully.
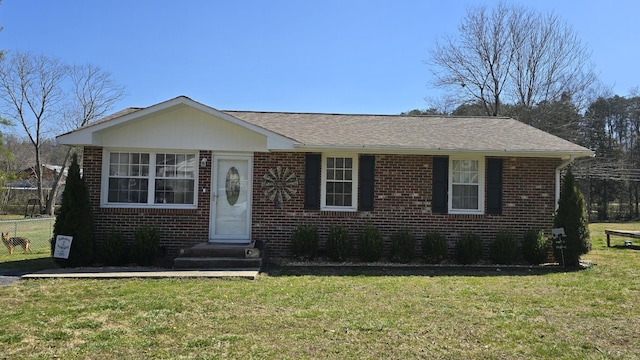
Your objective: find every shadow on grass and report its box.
[0,257,58,274]
[611,244,640,251]
[262,263,585,277]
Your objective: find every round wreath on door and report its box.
[261,166,298,204]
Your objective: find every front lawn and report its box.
[0,223,638,359]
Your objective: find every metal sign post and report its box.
[552,228,566,267]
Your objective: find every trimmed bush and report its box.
[457,232,483,264]
[522,230,550,265]
[52,153,95,268]
[422,231,448,264]
[291,224,319,260]
[130,226,160,266]
[490,230,519,265]
[326,225,352,261]
[390,229,416,263]
[100,230,128,266]
[553,168,591,266]
[358,225,384,262]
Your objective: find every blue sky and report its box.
[1,0,638,115]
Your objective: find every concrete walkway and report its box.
[20,267,260,280]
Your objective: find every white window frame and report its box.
[101,149,199,209]
[448,156,485,214]
[321,153,359,212]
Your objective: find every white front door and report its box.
[210,154,252,243]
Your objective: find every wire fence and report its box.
[0,217,55,254]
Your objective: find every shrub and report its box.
[422,231,448,264]
[522,230,550,265]
[52,154,95,268]
[130,226,160,266]
[100,230,128,266]
[390,229,416,263]
[358,225,384,262]
[457,232,483,264]
[291,224,319,260]
[490,230,519,265]
[325,225,352,261]
[553,168,591,266]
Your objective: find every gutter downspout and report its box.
[555,155,575,210]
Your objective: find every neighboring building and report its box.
[55,96,593,259]
[11,164,67,190]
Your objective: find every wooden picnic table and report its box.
[604,229,640,247]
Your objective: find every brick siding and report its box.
[83,147,560,259]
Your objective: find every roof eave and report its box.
[289,144,595,158]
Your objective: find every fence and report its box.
[0,217,55,253]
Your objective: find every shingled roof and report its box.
[223,110,593,157]
[56,96,593,159]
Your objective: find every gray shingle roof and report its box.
[223,110,593,157]
[56,96,593,158]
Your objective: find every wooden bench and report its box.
[604,229,640,247]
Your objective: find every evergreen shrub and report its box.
[457,232,483,264]
[490,229,519,265]
[422,231,448,264]
[357,225,384,262]
[52,154,95,268]
[553,168,591,266]
[130,226,160,266]
[522,230,550,265]
[291,224,319,260]
[100,229,128,266]
[326,225,352,261]
[390,228,416,263]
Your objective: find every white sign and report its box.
[53,235,73,259]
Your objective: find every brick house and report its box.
[55,96,593,260]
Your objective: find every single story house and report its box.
[55,96,593,259]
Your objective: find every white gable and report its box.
[56,97,296,151]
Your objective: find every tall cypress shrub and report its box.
[52,153,95,267]
[553,168,590,267]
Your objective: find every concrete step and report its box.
[173,256,262,269]
[174,242,265,269]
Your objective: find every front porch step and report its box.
[173,256,262,269]
[173,242,264,269]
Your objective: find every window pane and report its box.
[452,184,479,210]
[324,156,355,208]
[154,178,195,204]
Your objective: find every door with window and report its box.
[210,154,252,243]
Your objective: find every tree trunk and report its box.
[45,148,72,215]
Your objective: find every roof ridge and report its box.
[222,110,513,119]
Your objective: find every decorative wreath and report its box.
[261,166,298,203]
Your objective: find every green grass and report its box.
[0,222,639,359]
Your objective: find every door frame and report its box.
[209,153,253,243]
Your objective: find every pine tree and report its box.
[553,167,591,266]
[52,153,95,267]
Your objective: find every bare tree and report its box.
[0,52,67,214]
[46,63,125,214]
[428,3,597,118]
[0,51,125,214]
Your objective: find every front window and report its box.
[105,151,197,207]
[322,155,358,211]
[450,158,484,213]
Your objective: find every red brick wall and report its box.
[83,147,560,259]
[84,147,212,257]
[252,153,560,258]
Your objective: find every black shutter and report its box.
[358,155,375,211]
[304,153,321,210]
[486,158,503,215]
[432,157,448,214]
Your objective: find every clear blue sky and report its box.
[1,0,638,115]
